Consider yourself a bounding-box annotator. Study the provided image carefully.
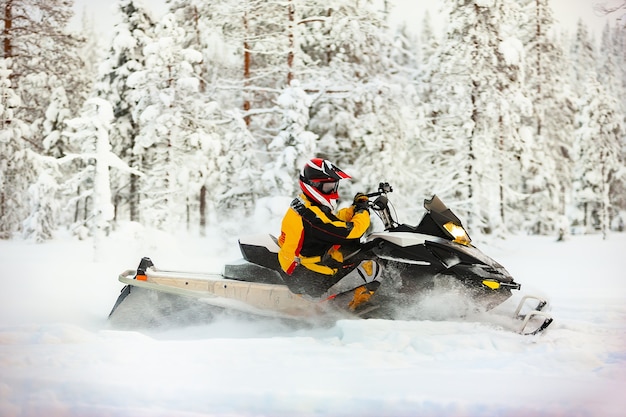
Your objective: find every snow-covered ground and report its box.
[1,223,625,417]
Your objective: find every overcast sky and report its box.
[71,0,620,41]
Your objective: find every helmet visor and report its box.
[319,181,339,194]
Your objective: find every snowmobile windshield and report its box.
[424,195,450,215]
[422,195,471,245]
[424,195,463,225]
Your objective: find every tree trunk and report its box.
[498,114,505,226]
[3,0,13,59]
[129,172,139,222]
[193,5,206,93]
[468,82,478,231]
[243,6,251,126]
[535,0,543,137]
[199,185,207,237]
[287,0,294,86]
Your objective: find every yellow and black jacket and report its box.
[278,194,370,276]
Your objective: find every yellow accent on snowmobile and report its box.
[482,280,501,290]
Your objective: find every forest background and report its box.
[1,0,625,246]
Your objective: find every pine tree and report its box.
[569,19,597,96]
[567,18,626,235]
[265,81,318,196]
[346,81,421,200]
[390,23,421,75]
[41,87,73,158]
[297,0,416,190]
[1,0,92,240]
[1,0,86,134]
[96,0,155,223]
[519,0,576,236]
[0,59,32,238]
[603,25,626,215]
[166,0,261,229]
[420,0,529,235]
[75,8,104,82]
[165,0,244,105]
[419,10,439,67]
[573,75,624,238]
[21,152,60,242]
[64,98,142,254]
[216,0,295,136]
[128,12,251,231]
[212,111,260,221]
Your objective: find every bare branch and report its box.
[593,0,626,16]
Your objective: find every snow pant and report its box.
[280,248,382,299]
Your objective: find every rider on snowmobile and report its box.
[277,158,381,308]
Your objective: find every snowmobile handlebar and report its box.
[365,183,394,223]
[365,182,393,199]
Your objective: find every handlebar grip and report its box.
[366,183,392,198]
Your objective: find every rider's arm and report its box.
[307,205,370,240]
[343,209,370,239]
[336,206,355,221]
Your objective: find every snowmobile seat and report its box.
[223,234,284,285]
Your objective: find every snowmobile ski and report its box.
[514,295,554,335]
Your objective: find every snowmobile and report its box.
[109,183,553,335]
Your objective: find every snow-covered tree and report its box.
[128,12,251,231]
[165,0,241,104]
[389,23,421,75]
[264,81,318,196]
[211,111,261,221]
[569,19,597,97]
[165,0,262,229]
[74,7,104,81]
[601,24,626,214]
[297,1,417,189]
[1,0,91,240]
[126,15,195,231]
[21,152,60,242]
[205,0,296,137]
[572,75,624,238]
[598,24,624,100]
[96,0,155,223]
[518,0,576,235]
[419,10,439,67]
[41,87,73,158]
[419,0,530,235]
[0,59,31,238]
[348,82,422,209]
[65,98,142,256]
[1,0,86,132]
[0,87,60,244]
[297,0,394,80]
